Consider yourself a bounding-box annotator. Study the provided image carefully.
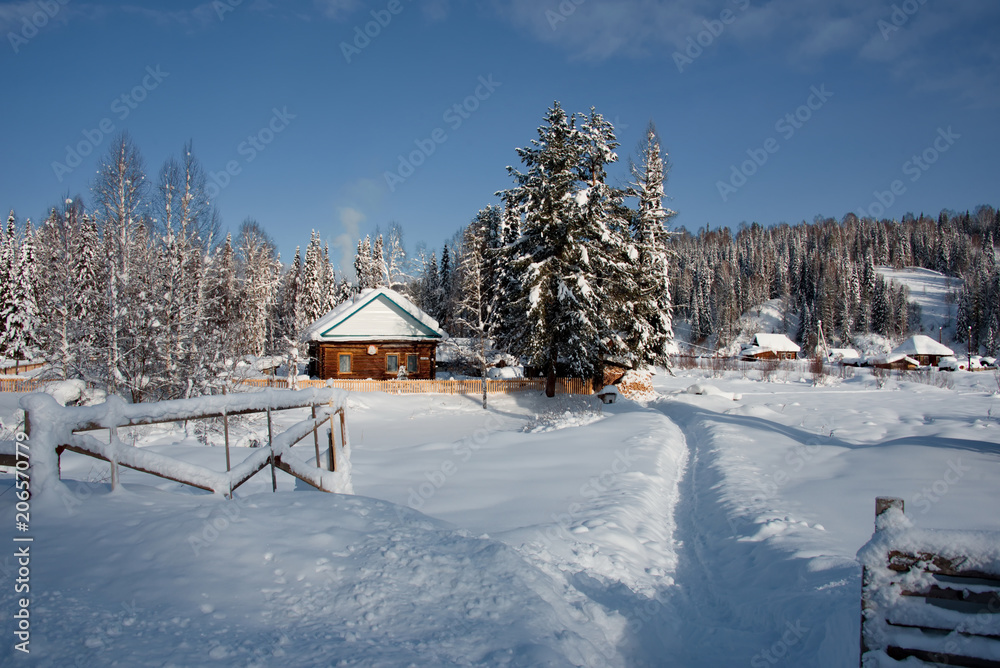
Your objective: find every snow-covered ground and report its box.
[2,365,999,666]
[876,266,963,339]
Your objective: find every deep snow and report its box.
[1,364,999,666]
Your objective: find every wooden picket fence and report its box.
[859,497,1000,667]
[2,377,593,396]
[0,378,49,393]
[0,361,46,375]
[238,377,594,395]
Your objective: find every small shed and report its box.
[890,335,954,367]
[740,333,801,361]
[870,353,920,371]
[302,288,448,380]
[828,348,862,366]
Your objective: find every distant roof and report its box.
[302,288,448,343]
[751,333,801,353]
[891,335,953,357]
[878,353,921,367]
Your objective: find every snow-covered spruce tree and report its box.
[5,220,41,365]
[625,121,676,367]
[201,233,240,385]
[486,201,522,347]
[273,246,302,346]
[72,213,105,378]
[414,250,442,320]
[385,222,409,290]
[322,243,346,311]
[0,212,18,359]
[438,244,454,331]
[497,102,617,397]
[354,236,379,291]
[373,234,388,288]
[474,205,503,314]
[301,232,326,323]
[573,108,639,365]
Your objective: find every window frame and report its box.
[386,354,399,373]
[338,353,352,374]
[406,353,419,374]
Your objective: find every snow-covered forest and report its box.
[1,106,998,402]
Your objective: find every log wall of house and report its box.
[310,341,438,380]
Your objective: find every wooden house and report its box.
[890,335,954,367]
[870,353,920,371]
[739,333,801,361]
[302,288,447,380]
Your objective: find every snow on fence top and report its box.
[20,388,351,500]
[858,497,1000,666]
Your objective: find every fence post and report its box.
[339,409,347,458]
[312,404,321,468]
[875,496,904,525]
[222,387,231,472]
[267,407,276,492]
[327,415,337,472]
[109,426,119,491]
[861,496,905,665]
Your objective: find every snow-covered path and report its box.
[649,397,857,667]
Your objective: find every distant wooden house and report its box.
[890,335,954,367]
[740,333,801,361]
[302,288,447,380]
[870,354,920,371]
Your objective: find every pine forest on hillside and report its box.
[2,107,998,402]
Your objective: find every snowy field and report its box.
[2,365,999,666]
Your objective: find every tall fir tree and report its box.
[0,212,17,358]
[5,221,40,363]
[626,121,676,367]
[497,102,619,396]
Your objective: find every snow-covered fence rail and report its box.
[858,496,1000,667]
[238,377,594,395]
[20,388,352,499]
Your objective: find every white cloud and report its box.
[313,0,361,21]
[491,0,1000,106]
[0,0,81,35]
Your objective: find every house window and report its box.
[386,354,399,373]
[338,354,352,373]
[406,354,418,374]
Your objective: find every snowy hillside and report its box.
[876,266,963,340]
[3,367,1000,666]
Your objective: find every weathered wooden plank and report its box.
[888,550,1000,582]
[900,584,1000,608]
[886,645,1000,668]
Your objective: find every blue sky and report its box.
[1,0,998,269]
